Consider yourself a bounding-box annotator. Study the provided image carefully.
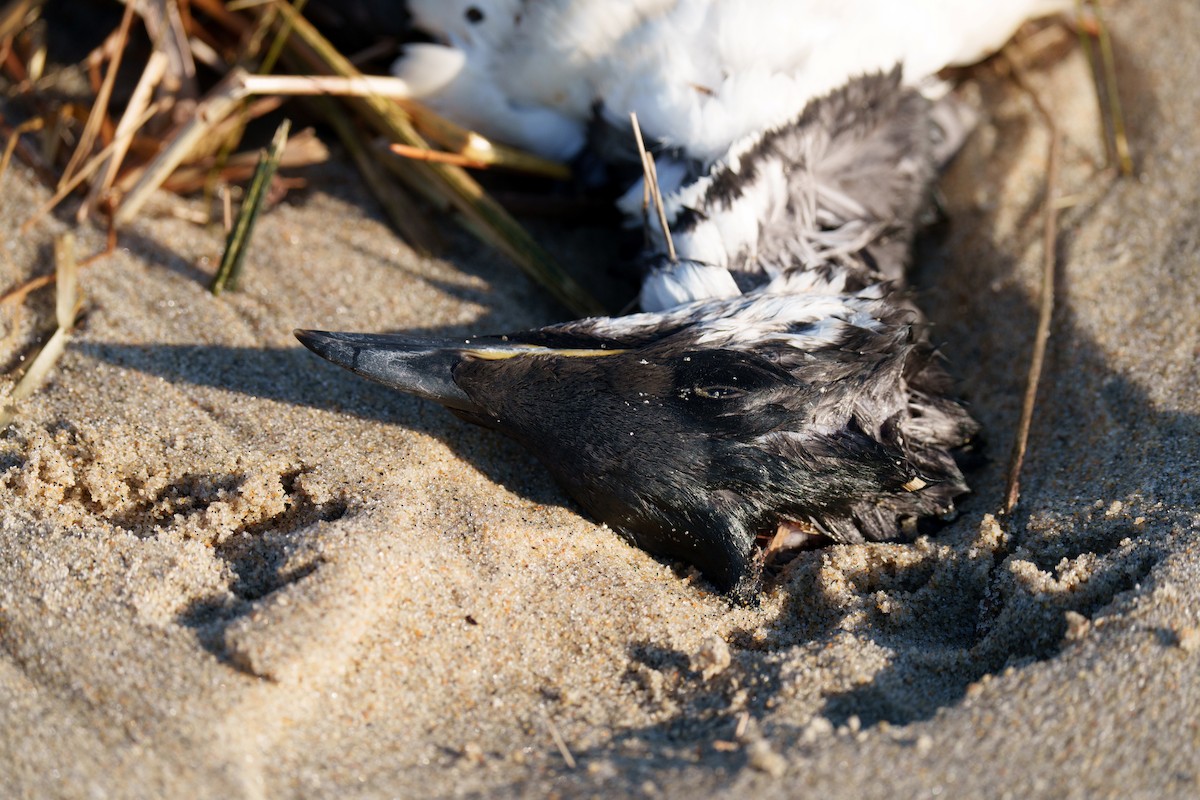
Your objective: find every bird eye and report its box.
[694,385,746,400]
[464,6,485,23]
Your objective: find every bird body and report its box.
[396,0,1069,162]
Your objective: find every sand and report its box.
[2,1,1198,797]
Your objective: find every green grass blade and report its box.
[211,118,290,295]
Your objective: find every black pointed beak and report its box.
[295,329,484,412]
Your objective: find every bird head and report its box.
[297,278,977,602]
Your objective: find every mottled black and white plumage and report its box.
[633,69,950,310]
[297,71,979,600]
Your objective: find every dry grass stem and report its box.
[54,230,76,328]
[1091,2,1132,176]
[80,48,169,220]
[240,71,415,98]
[187,33,226,71]
[0,115,43,189]
[388,142,488,169]
[0,271,53,306]
[630,112,676,263]
[545,716,576,770]
[23,16,44,82]
[630,112,652,229]
[135,0,198,100]
[1002,57,1063,516]
[1075,0,1133,176]
[0,232,80,427]
[0,117,56,188]
[59,1,134,188]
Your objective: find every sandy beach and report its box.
[2,1,1198,797]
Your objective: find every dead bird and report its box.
[297,72,979,601]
